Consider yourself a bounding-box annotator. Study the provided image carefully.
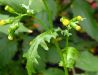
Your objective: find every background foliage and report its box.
[0,0,98,75]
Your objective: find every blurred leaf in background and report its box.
[76,51,98,72]
[72,0,98,42]
[0,33,17,67]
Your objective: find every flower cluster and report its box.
[60,16,84,31]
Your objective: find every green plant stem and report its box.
[66,35,69,50]
[54,41,68,75]
[64,29,70,75]
[42,0,53,30]
[65,27,70,50]
[14,14,27,21]
[62,53,68,75]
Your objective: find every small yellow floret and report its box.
[0,20,6,25]
[8,35,13,40]
[76,25,81,31]
[76,16,83,21]
[62,19,70,26]
[29,41,32,45]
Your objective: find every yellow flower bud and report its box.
[29,41,33,45]
[5,5,15,13]
[59,61,63,67]
[76,25,81,31]
[90,48,95,53]
[62,19,70,26]
[76,16,83,21]
[0,20,6,25]
[8,35,13,40]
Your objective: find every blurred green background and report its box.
[0,0,98,75]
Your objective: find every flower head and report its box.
[76,16,83,21]
[60,17,70,26]
[0,20,6,25]
[75,25,81,31]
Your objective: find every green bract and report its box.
[8,22,19,40]
[66,47,78,68]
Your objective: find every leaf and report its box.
[34,47,47,71]
[76,51,98,72]
[0,61,27,75]
[0,33,17,67]
[0,23,31,34]
[47,45,60,64]
[16,23,32,33]
[66,47,78,68]
[75,73,88,75]
[0,0,44,13]
[0,14,10,20]
[42,68,64,75]
[46,0,58,20]
[22,36,47,72]
[34,11,50,31]
[22,35,34,53]
[23,30,58,75]
[75,72,98,75]
[30,0,44,12]
[34,0,58,30]
[71,0,98,42]
[0,0,27,13]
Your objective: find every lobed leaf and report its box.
[23,30,58,75]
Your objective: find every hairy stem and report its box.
[62,54,68,75]
[64,28,70,75]
[66,35,69,49]
[54,41,68,75]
